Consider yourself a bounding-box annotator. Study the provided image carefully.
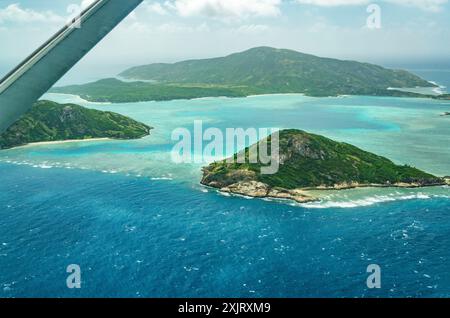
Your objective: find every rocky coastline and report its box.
[201,179,449,204]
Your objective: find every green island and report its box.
[201,129,449,203]
[51,78,250,103]
[51,47,440,103]
[0,100,152,150]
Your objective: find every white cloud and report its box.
[385,0,448,12]
[166,0,281,18]
[123,20,210,34]
[145,2,170,15]
[81,0,97,9]
[236,24,270,33]
[157,22,210,33]
[295,0,448,11]
[295,0,368,6]
[0,4,64,24]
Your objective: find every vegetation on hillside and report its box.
[51,78,251,103]
[0,100,152,149]
[51,47,436,103]
[201,129,444,191]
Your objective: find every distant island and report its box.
[0,100,152,149]
[51,47,440,103]
[434,94,450,101]
[201,130,448,203]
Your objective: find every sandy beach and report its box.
[15,138,112,149]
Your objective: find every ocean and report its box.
[0,74,449,297]
[409,68,450,95]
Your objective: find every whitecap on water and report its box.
[299,191,446,209]
[150,177,173,181]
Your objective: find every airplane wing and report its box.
[0,0,143,133]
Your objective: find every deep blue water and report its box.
[1,164,449,298]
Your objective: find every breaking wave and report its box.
[299,192,449,209]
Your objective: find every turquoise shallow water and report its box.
[0,92,449,297]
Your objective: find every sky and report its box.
[0,0,449,84]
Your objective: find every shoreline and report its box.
[11,138,112,149]
[43,93,112,105]
[203,180,450,204]
[47,89,446,105]
[302,181,449,191]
